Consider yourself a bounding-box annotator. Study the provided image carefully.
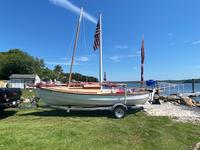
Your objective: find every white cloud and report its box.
[110,56,120,62]
[168,33,175,36]
[49,0,97,23]
[114,45,128,50]
[192,40,200,45]
[77,56,89,62]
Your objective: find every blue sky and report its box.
[1,0,200,81]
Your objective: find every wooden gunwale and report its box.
[40,87,149,96]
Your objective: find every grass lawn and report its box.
[21,89,37,99]
[0,90,200,150]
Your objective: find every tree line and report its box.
[0,49,98,82]
[159,79,200,83]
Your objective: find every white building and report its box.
[9,74,41,89]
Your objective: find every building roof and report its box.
[10,74,38,79]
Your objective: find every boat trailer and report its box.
[51,104,144,119]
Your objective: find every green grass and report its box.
[0,106,200,150]
[21,89,37,99]
[0,90,200,149]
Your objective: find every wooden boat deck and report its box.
[44,86,102,94]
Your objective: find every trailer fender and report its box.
[111,103,128,111]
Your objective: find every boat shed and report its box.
[9,74,41,89]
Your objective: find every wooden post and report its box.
[192,78,195,93]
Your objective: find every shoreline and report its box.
[143,100,200,124]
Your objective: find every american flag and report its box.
[93,19,100,50]
[141,38,145,86]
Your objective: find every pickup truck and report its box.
[0,88,22,112]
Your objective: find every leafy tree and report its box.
[0,49,45,80]
[0,49,98,82]
[40,67,56,81]
[53,65,63,80]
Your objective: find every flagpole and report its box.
[68,8,83,86]
[99,13,103,87]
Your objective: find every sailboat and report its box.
[36,9,152,116]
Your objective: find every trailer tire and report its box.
[113,106,126,119]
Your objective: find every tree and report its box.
[0,49,98,82]
[0,49,45,80]
[53,65,63,80]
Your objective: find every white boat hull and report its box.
[37,88,150,107]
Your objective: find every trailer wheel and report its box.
[113,106,126,119]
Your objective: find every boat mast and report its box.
[141,36,145,87]
[68,8,83,85]
[99,13,103,85]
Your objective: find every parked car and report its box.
[0,88,22,112]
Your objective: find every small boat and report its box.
[37,84,150,107]
[37,8,152,118]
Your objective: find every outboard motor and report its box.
[146,80,160,104]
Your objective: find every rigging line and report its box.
[66,23,77,64]
[82,16,88,55]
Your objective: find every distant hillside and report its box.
[159,79,200,83]
[111,79,200,84]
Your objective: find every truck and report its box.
[0,88,22,112]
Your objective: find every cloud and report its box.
[110,56,120,62]
[77,56,89,62]
[49,0,97,23]
[114,45,128,50]
[168,33,175,36]
[192,40,200,45]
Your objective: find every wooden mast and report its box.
[68,8,83,86]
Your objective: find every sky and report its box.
[1,0,200,81]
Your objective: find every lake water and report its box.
[126,82,200,102]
